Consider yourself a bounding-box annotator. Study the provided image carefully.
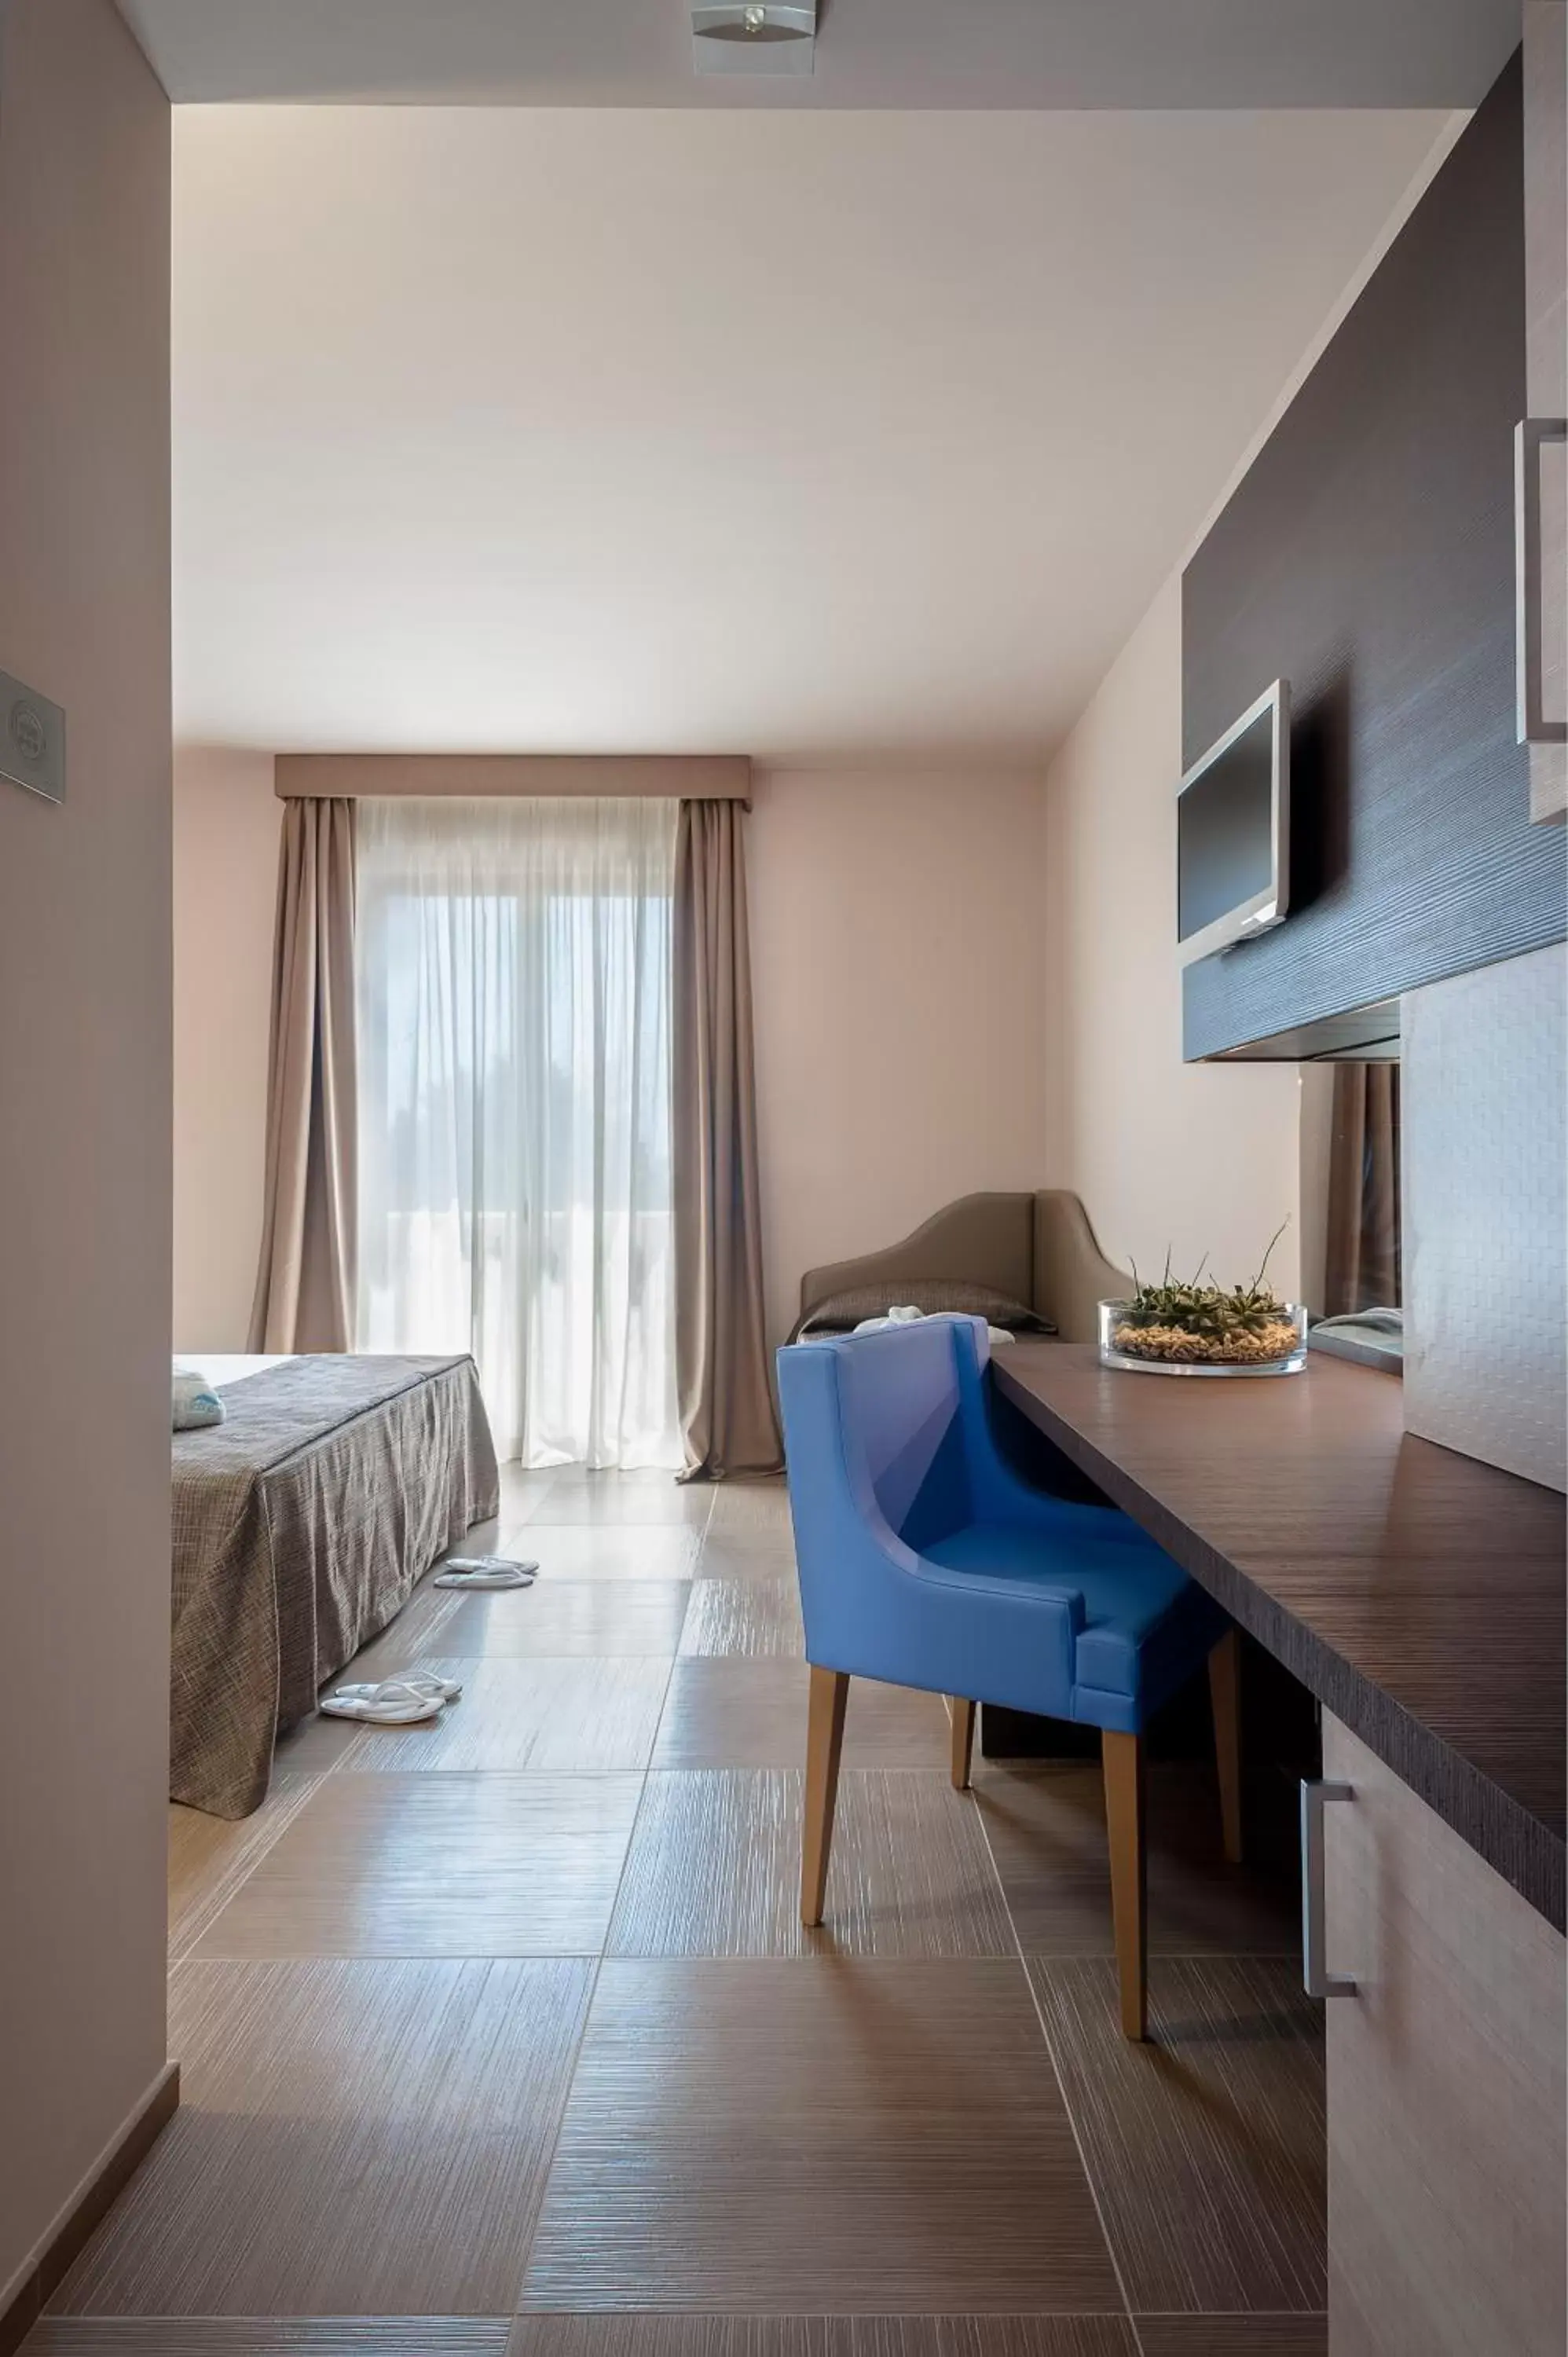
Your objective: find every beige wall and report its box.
[748,768,1051,1343]
[169,763,1056,1357]
[1042,579,1303,1296]
[0,0,172,2312]
[173,750,280,1347]
[170,717,1299,1359]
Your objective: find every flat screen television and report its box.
[1177,678,1291,964]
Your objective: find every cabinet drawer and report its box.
[1323,1715,1565,2355]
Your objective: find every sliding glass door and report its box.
[354,796,680,1468]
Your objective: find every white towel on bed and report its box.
[852,1306,1017,1347]
[173,1365,225,1431]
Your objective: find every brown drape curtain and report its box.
[247,797,358,1352]
[1324,1061,1401,1315]
[672,798,784,1479]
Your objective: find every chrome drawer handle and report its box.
[1515,416,1567,746]
[1301,1778,1357,2000]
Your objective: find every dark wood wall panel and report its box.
[1181,53,1567,1062]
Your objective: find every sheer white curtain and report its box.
[355,797,680,1468]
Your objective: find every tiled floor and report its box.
[35,1474,1326,2357]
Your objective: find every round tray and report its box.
[1097,1347,1306,1379]
[1097,1297,1309,1380]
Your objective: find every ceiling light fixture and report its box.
[692,3,816,76]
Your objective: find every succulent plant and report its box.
[1112,1224,1299,1365]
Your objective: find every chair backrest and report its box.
[781,1318,983,1557]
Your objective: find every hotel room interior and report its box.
[2,2,1565,2353]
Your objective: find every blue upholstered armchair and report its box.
[776,1314,1241,2039]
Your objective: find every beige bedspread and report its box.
[170,1353,498,1818]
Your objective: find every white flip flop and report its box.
[434,1556,537,1590]
[332,1671,463,1707]
[319,1677,445,1725]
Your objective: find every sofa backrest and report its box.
[1032,1191,1133,1342]
[797,1189,1132,1343]
[799,1194,1035,1329]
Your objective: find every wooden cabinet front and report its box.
[1323,1714,1566,2355]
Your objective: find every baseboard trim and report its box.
[0,2061,178,2356]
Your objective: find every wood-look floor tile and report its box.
[498,1464,562,1524]
[333,1582,466,1685]
[608,1771,1013,1958]
[976,1763,1299,1957]
[340,1657,672,1775]
[504,2320,1138,2357]
[529,1479,713,1528]
[520,1958,1122,2312]
[274,1583,497,1779]
[546,1464,691,1490]
[704,1477,791,1538]
[1027,1957,1325,2315]
[1132,2321,1326,2357]
[26,2325,512,2353]
[360,1581,692,1662]
[679,1577,804,1659]
[439,1515,504,1559]
[270,1710,367,1775]
[692,1531,799,1582]
[168,1777,322,1962]
[498,1526,703,1581]
[192,1775,644,1958]
[51,1958,593,2316]
[652,1660,949,1770]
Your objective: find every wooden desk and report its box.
[994,1343,1566,1928]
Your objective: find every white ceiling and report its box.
[127,0,1515,108]
[174,105,1449,762]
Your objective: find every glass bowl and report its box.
[1097,1298,1309,1378]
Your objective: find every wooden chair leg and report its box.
[1103,1728,1148,2041]
[1208,1628,1244,1866]
[800,1666,850,1926]
[950,1697,977,1790]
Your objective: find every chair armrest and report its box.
[903,1551,1086,1626]
[799,1504,1087,1720]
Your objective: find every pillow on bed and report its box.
[796,1281,1056,1340]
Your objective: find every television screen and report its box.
[1178,685,1287,952]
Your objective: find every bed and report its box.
[170,1351,498,1819]
[795,1189,1131,1344]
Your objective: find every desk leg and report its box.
[1208,1629,1244,1865]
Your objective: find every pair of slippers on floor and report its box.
[321,1556,538,1725]
[321,1670,463,1726]
[433,1554,537,1592]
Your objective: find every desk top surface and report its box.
[994,1342,1566,1928]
